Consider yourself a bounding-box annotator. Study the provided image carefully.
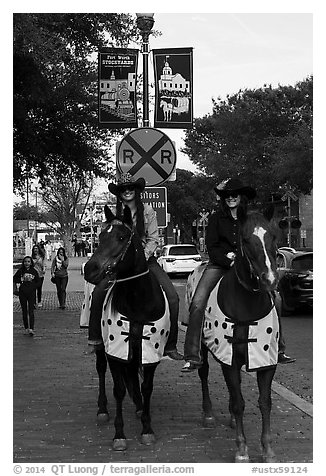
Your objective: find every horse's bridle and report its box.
[103,220,149,283]
[234,236,261,292]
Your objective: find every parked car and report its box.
[276,248,313,314]
[157,244,202,276]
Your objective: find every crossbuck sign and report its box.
[117,128,177,186]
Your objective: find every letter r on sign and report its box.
[161,150,172,164]
[123,150,134,163]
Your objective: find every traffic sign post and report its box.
[198,210,209,252]
[117,127,176,186]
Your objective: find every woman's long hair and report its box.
[57,247,68,260]
[32,244,45,260]
[21,256,35,272]
[116,191,145,238]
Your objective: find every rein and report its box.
[106,269,149,285]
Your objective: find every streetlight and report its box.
[136,13,155,127]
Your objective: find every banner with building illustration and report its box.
[153,48,193,129]
[98,48,138,129]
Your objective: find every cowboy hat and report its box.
[214,178,256,200]
[108,173,146,196]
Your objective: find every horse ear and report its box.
[123,206,133,227]
[104,205,115,223]
[263,204,275,222]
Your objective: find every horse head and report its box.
[84,205,146,285]
[235,210,279,292]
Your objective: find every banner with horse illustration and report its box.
[153,48,193,129]
[98,48,138,129]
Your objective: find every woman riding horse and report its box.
[88,173,183,361]
[183,178,294,372]
[84,206,171,450]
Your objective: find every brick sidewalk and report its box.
[13,294,313,464]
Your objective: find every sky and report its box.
[148,12,312,171]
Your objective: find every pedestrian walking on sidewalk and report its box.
[32,244,46,308]
[45,240,52,261]
[51,247,69,309]
[13,256,40,336]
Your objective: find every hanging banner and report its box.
[98,48,138,129]
[153,47,193,129]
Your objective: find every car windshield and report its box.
[291,254,313,271]
[169,246,199,256]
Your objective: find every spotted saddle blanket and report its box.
[80,281,170,364]
[186,266,279,371]
[101,287,170,364]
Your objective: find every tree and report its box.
[36,172,96,255]
[14,203,38,221]
[165,169,217,241]
[13,13,141,191]
[182,77,313,202]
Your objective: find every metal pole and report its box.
[90,204,93,255]
[26,175,30,238]
[142,36,149,127]
[136,14,154,128]
[287,195,291,247]
[34,187,38,243]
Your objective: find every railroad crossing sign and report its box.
[281,190,298,201]
[199,211,209,225]
[117,128,177,186]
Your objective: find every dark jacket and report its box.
[13,267,40,296]
[206,209,240,269]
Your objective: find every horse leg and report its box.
[221,363,249,463]
[108,359,128,451]
[95,348,109,421]
[257,367,277,463]
[140,363,158,445]
[198,345,216,427]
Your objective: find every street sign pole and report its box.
[136,14,155,127]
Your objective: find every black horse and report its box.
[186,210,280,463]
[84,205,169,451]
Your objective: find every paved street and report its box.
[13,258,313,464]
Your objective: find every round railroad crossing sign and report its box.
[116,128,177,186]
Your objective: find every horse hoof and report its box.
[97,412,109,423]
[141,433,156,446]
[235,454,250,463]
[203,415,216,428]
[113,439,127,451]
